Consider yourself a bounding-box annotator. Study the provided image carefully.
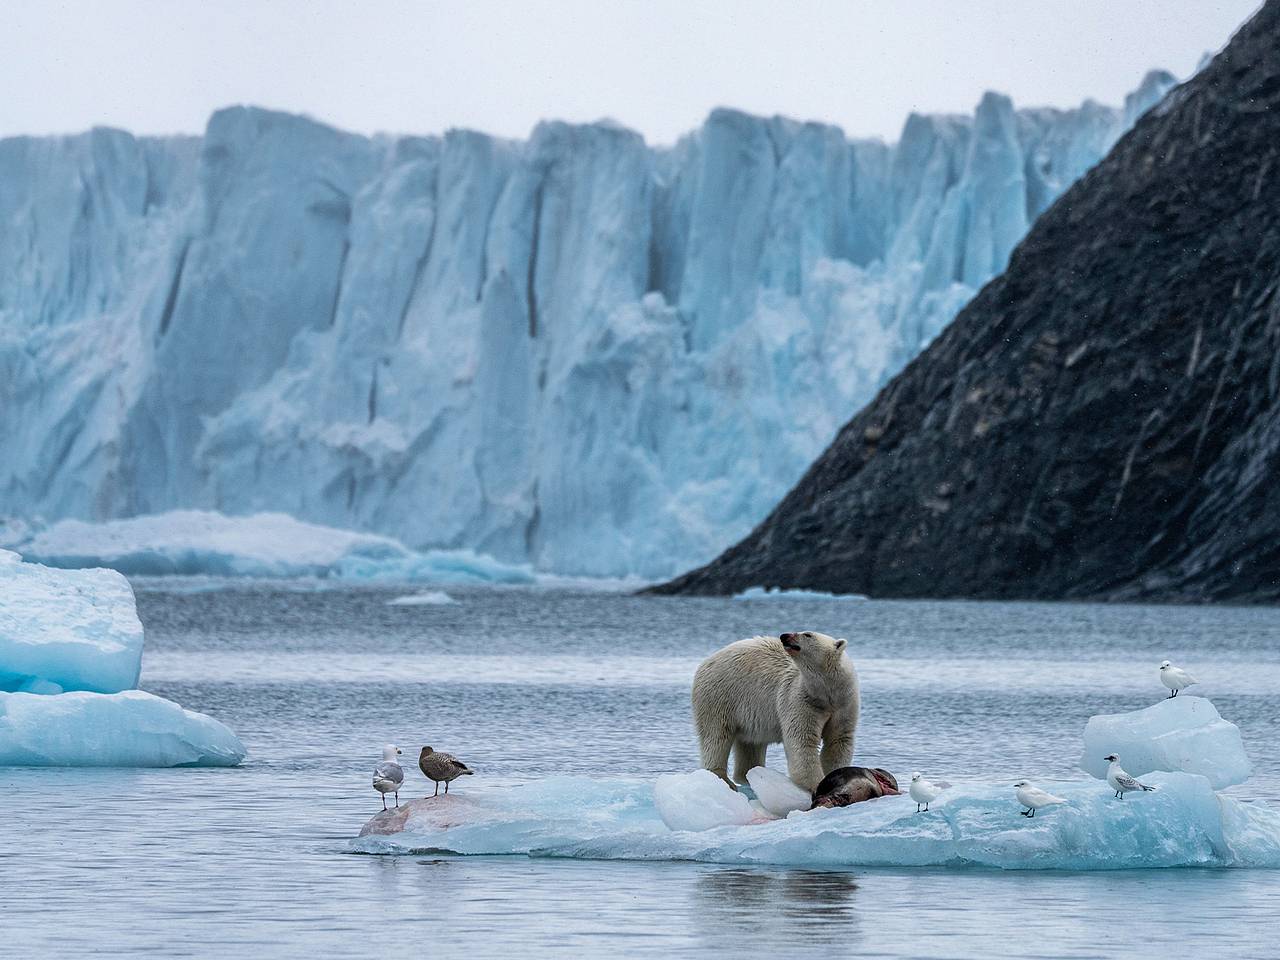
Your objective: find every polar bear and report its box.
[692,631,859,791]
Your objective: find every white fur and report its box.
[691,632,859,792]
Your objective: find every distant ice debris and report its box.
[11,511,534,584]
[0,550,143,694]
[387,591,457,606]
[733,587,868,601]
[1080,696,1250,790]
[353,771,1280,869]
[0,690,245,766]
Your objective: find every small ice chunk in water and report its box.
[386,591,456,606]
[1080,696,1251,789]
[746,766,812,816]
[654,770,755,831]
[0,690,246,767]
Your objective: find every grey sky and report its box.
[0,0,1261,145]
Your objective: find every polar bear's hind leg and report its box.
[697,724,735,787]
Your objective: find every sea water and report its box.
[3,585,1279,957]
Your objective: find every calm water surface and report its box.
[4,585,1279,958]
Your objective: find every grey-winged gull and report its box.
[1104,754,1156,799]
[373,745,404,810]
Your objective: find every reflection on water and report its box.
[4,584,1279,957]
[694,869,862,945]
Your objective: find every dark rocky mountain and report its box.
[654,1,1280,603]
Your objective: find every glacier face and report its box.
[0,72,1175,578]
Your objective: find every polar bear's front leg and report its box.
[820,728,855,775]
[781,714,824,791]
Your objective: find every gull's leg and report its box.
[924,803,930,812]
[395,790,399,808]
[434,781,440,797]
[445,781,450,795]
[916,803,921,813]
[382,794,388,811]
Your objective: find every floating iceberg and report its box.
[0,690,245,766]
[733,587,868,601]
[351,770,1280,869]
[13,511,533,583]
[1080,696,1251,790]
[0,550,143,694]
[0,550,245,767]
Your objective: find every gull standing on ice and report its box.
[372,745,405,810]
[1159,660,1198,698]
[419,746,475,796]
[1013,781,1067,817]
[1104,754,1156,799]
[908,773,949,812]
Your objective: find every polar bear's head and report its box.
[779,631,847,668]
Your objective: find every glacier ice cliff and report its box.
[0,72,1174,578]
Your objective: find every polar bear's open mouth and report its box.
[779,633,801,653]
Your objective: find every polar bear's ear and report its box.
[835,638,847,650]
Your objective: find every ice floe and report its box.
[354,692,1278,869]
[0,550,245,767]
[351,770,1280,869]
[0,690,245,767]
